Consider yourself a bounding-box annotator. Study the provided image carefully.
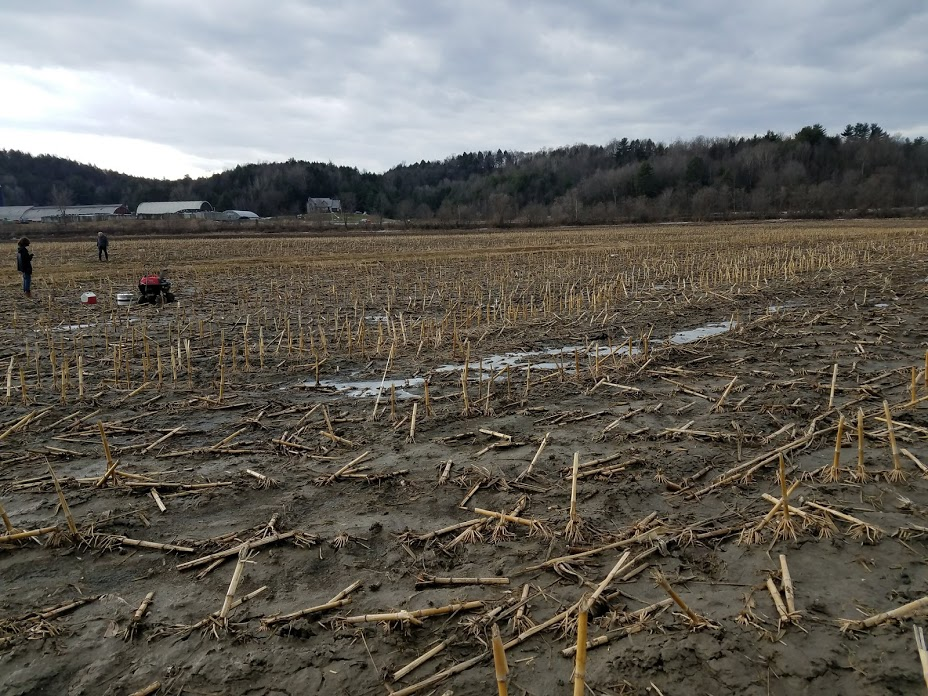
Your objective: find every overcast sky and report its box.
[1,1,925,180]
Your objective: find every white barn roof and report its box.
[64,204,129,216]
[19,204,128,221]
[137,201,213,215]
[0,206,34,222]
[223,210,259,219]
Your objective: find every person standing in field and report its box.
[16,237,34,298]
[97,231,109,261]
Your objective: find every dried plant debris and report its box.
[2,223,928,695]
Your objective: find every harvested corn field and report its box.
[2,219,928,695]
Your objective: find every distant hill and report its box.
[2,123,926,224]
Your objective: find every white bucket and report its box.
[116,292,134,306]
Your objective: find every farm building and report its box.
[136,201,214,219]
[219,210,260,221]
[307,197,341,213]
[0,204,129,223]
[0,206,34,223]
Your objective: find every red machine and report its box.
[138,271,175,304]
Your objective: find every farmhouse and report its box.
[307,197,341,213]
[136,201,214,219]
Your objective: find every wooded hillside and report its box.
[2,123,926,224]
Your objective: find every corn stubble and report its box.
[1,221,926,694]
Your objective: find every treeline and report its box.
[2,123,926,224]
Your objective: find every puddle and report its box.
[309,319,734,398]
[667,321,733,344]
[52,323,95,332]
[765,299,806,314]
[435,346,605,375]
[312,377,425,399]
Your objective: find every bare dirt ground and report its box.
[2,221,928,696]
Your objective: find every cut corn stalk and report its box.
[739,480,800,545]
[652,570,711,628]
[406,401,418,443]
[806,501,884,542]
[177,586,269,635]
[766,577,790,623]
[561,623,645,656]
[915,626,928,690]
[111,536,194,553]
[510,583,534,634]
[839,595,928,632]
[246,468,279,489]
[48,462,78,536]
[710,375,738,413]
[127,682,161,696]
[437,459,453,485]
[819,414,845,483]
[492,623,509,696]
[779,554,798,620]
[516,432,549,481]
[901,448,928,478]
[0,499,14,533]
[150,488,166,512]
[415,575,509,588]
[219,546,251,627]
[393,639,450,682]
[564,452,587,544]
[586,551,632,607]
[0,525,58,544]
[322,451,371,485]
[176,531,296,570]
[775,454,797,540]
[852,408,869,482]
[572,599,589,696]
[759,494,814,521]
[388,653,487,696]
[123,591,154,641]
[689,432,814,497]
[473,508,552,538]
[524,526,665,571]
[412,518,484,544]
[343,600,484,624]
[260,598,351,627]
[882,400,906,482]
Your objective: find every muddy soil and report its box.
[2,229,928,696]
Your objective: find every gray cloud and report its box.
[1,0,925,177]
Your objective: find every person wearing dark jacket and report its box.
[97,231,109,261]
[16,237,34,297]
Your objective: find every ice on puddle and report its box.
[308,319,734,398]
[311,377,425,399]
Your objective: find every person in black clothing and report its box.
[17,237,34,297]
[97,231,109,261]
